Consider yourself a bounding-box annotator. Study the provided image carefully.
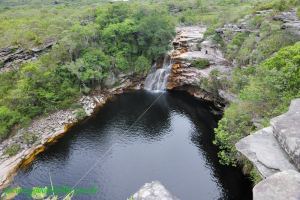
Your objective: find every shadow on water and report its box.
[10,90,252,200]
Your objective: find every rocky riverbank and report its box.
[0,74,143,190]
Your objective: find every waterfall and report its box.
[144,55,172,91]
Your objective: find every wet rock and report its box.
[253,170,300,200]
[132,181,179,200]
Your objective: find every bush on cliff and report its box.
[192,59,210,69]
[215,42,300,166]
[0,106,21,141]
[4,144,20,157]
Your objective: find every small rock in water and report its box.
[131,181,179,200]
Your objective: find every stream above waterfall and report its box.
[10,91,252,200]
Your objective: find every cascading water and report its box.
[144,55,172,91]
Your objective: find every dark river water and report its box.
[10,91,252,200]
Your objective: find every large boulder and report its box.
[236,127,296,178]
[271,99,300,170]
[253,170,300,200]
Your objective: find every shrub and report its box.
[4,144,21,157]
[254,0,298,12]
[134,56,151,74]
[0,61,4,68]
[230,66,256,93]
[75,108,87,120]
[215,42,300,165]
[192,58,210,69]
[226,32,249,61]
[0,106,21,141]
[22,132,37,145]
[214,103,254,166]
[200,70,224,100]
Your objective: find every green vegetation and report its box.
[75,108,87,120]
[0,106,21,141]
[0,2,176,141]
[200,70,227,102]
[4,144,21,157]
[192,59,210,69]
[254,0,299,12]
[220,17,300,66]
[214,42,300,166]
[22,132,38,145]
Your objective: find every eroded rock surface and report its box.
[0,39,55,73]
[236,127,296,178]
[236,99,300,178]
[271,99,300,170]
[236,99,300,199]
[166,26,231,105]
[273,9,300,36]
[253,170,300,200]
[132,181,179,200]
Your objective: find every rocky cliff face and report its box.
[236,99,300,199]
[273,9,300,36]
[165,26,232,105]
[0,39,55,73]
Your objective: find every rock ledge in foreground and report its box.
[253,170,300,200]
[235,127,296,178]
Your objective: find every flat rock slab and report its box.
[271,99,300,170]
[253,170,300,200]
[132,181,179,200]
[236,127,296,178]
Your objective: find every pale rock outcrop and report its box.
[271,99,300,170]
[253,170,300,200]
[132,181,179,200]
[236,99,300,177]
[0,110,77,189]
[273,9,300,36]
[0,39,56,73]
[236,127,296,178]
[166,26,231,105]
[236,99,300,199]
